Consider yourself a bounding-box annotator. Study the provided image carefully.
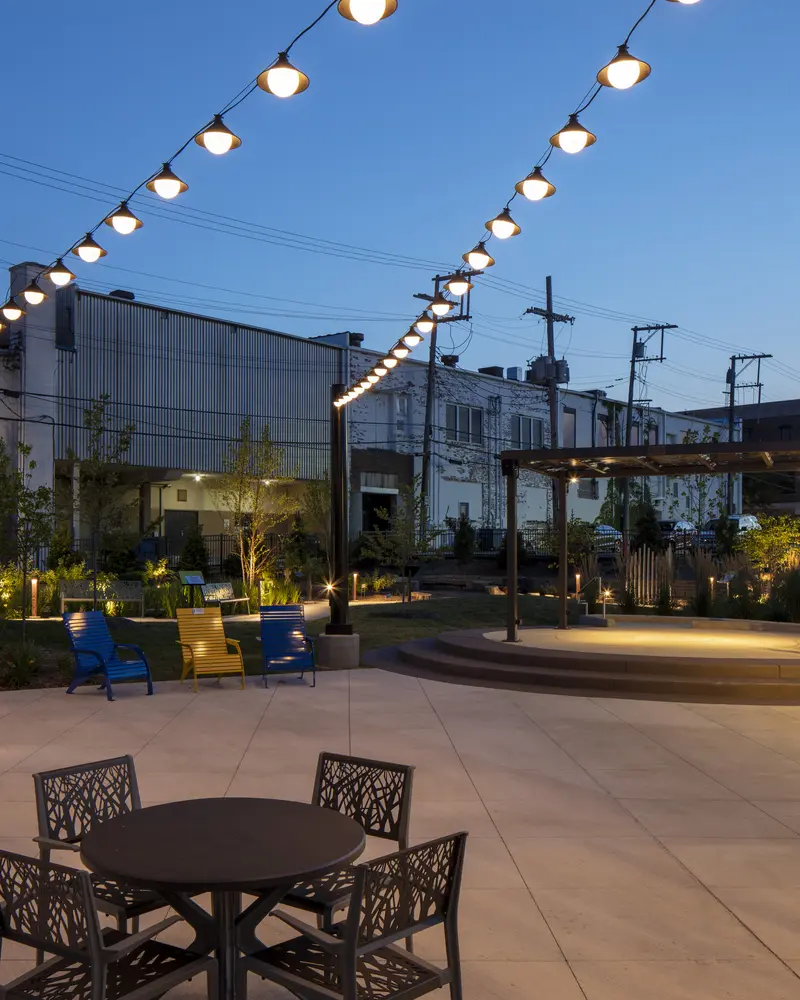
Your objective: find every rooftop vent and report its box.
[478,366,504,378]
[109,289,135,300]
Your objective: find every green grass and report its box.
[0,595,565,687]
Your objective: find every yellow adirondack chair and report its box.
[176,607,246,691]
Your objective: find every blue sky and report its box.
[2,0,797,413]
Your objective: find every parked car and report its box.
[594,524,623,553]
[695,514,760,549]
[657,519,696,552]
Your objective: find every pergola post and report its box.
[558,473,568,631]
[502,459,519,643]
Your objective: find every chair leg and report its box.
[445,924,462,1000]
[117,914,128,936]
[105,678,115,702]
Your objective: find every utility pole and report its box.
[725,353,771,514]
[525,277,574,520]
[620,323,676,547]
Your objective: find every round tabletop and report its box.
[80,798,366,893]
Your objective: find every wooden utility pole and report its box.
[725,353,771,513]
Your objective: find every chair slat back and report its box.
[314,752,414,846]
[0,851,100,960]
[352,833,467,948]
[63,611,115,669]
[259,605,309,658]
[33,755,140,844]
[176,607,229,657]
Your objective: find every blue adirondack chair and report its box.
[259,604,316,688]
[63,611,153,701]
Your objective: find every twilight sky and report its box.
[2,0,797,413]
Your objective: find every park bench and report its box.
[60,579,144,617]
[63,610,153,701]
[176,607,246,691]
[200,580,251,614]
[259,604,315,688]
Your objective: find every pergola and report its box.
[500,441,800,642]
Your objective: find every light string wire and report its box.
[339,0,692,402]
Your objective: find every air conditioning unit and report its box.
[506,366,523,381]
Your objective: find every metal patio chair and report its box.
[259,604,316,687]
[281,752,414,935]
[63,611,153,702]
[32,756,165,960]
[0,850,215,1000]
[243,832,467,1000]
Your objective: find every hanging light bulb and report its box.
[46,259,75,287]
[597,44,651,89]
[667,0,701,4]
[72,233,107,263]
[550,114,597,154]
[383,357,399,369]
[415,314,436,335]
[353,386,365,395]
[445,273,473,297]
[257,52,309,98]
[485,209,521,240]
[21,279,48,306]
[104,202,143,235]
[515,166,556,202]
[1,297,25,321]
[374,364,388,376]
[195,114,242,155]
[146,163,188,200]
[337,0,397,24]
[334,399,344,408]
[430,292,456,317]
[392,344,410,359]
[463,242,495,270]
[366,374,380,384]
[403,331,422,348]
[359,379,372,390]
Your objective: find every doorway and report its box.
[164,509,198,558]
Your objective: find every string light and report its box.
[45,259,75,287]
[104,202,143,235]
[550,114,597,154]
[463,242,495,270]
[485,208,521,240]
[414,314,436,335]
[359,379,371,389]
[445,273,473,297]
[366,373,380,383]
[1,297,25,321]
[667,0,700,4]
[374,364,388,376]
[146,163,188,200]
[597,44,651,89]
[354,386,365,395]
[72,233,107,263]
[515,166,556,201]
[195,115,242,155]
[391,344,410,359]
[383,357,399,369]
[403,331,422,348]
[21,279,47,306]
[258,53,310,98]
[338,0,397,24]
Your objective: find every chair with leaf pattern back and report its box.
[281,752,414,937]
[242,832,467,1000]
[0,850,215,1000]
[32,756,165,961]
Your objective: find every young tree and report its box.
[738,515,800,578]
[179,522,209,576]
[366,476,439,602]
[451,513,476,568]
[299,473,332,577]
[210,418,300,592]
[666,426,726,525]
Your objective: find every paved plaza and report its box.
[2,670,800,998]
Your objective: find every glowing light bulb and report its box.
[105,202,143,235]
[258,53,309,98]
[403,332,422,348]
[598,45,651,90]
[392,345,410,359]
[430,293,455,317]
[367,374,380,383]
[72,233,107,263]
[383,357,398,368]
[415,315,435,335]
[668,0,701,4]
[1,297,25,321]
[550,115,596,154]
[334,400,344,407]
[374,365,388,376]
[354,386,365,395]
[486,209,520,240]
[146,163,188,200]
[515,166,556,201]
[196,115,242,155]
[22,280,47,305]
[360,380,371,389]
[46,259,75,286]
[338,0,396,24]
[446,274,473,297]
[463,242,495,270]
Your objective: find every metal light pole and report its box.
[326,384,351,636]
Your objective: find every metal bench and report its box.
[60,580,144,617]
[200,581,251,614]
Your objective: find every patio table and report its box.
[81,797,365,1000]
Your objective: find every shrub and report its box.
[655,581,673,616]
[142,558,174,584]
[0,564,23,618]
[222,552,242,579]
[451,514,476,567]
[47,525,82,570]
[39,563,87,617]
[261,578,302,606]
[179,524,209,576]
[773,568,800,623]
[619,581,639,614]
[144,581,183,618]
[1,641,41,689]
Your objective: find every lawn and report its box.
[0,594,564,688]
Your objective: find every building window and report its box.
[562,408,577,448]
[511,415,544,449]
[779,425,792,441]
[459,502,470,519]
[177,489,187,502]
[446,404,483,444]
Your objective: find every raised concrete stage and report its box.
[365,619,800,703]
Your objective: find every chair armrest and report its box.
[101,915,183,959]
[271,909,343,952]
[226,638,242,652]
[33,836,81,853]
[114,643,147,660]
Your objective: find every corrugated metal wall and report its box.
[56,291,342,479]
